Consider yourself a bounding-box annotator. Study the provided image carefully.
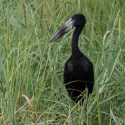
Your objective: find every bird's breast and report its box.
[65,59,84,75]
[65,56,92,77]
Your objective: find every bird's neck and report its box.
[72,26,83,56]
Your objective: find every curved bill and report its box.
[50,18,74,42]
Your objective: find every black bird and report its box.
[50,14,94,103]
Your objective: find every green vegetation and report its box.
[0,0,125,124]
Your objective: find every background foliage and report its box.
[0,0,125,124]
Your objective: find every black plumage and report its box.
[50,14,94,103]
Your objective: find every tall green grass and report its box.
[0,0,125,124]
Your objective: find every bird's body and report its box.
[50,14,94,103]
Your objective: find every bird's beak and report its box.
[50,18,74,42]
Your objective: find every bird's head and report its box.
[50,14,86,42]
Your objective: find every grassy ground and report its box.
[0,0,125,124]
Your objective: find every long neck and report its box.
[72,26,83,55]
